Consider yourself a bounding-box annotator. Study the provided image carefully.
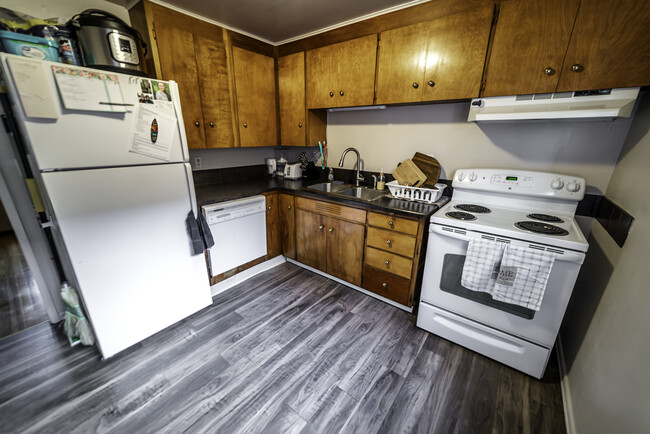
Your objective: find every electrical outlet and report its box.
[194,157,202,168]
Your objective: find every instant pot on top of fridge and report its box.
[67,9,148,76]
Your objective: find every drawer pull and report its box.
[388,221,394,226]
[382,282,387,288]
[384,260,389,265]
[386,240,392,246]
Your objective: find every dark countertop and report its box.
[195,177,447,219]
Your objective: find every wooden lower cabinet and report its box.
[265,193,281,259]
[279,194,296,259]
[291,195,425,309]
[295,201,365,286]
[325,217,365,286]
[296,209,327,271]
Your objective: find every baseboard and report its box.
[210,256,286,297]
[556,334,576,434]
[286,258,413,313]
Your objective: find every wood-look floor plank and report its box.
[0,263,566,433]
[0,232,48,339]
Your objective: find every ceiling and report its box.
[119,0,426,44]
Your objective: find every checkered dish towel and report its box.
[461,239,507,293]
[492,244,556,311]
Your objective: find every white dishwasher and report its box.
[202,195,267,277]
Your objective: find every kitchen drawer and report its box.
[367,212,419,235]
[365,246,413,279]
[296,197,366,224]
[366,227,415,258]
[362,265,410,305]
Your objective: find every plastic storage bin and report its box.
[0,30,59,61]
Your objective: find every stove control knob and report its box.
[566,181,581,193]
[469,172,478,182]
[457,172,466,181]
[550,179,565,190]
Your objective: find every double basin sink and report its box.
[306,182,387,202]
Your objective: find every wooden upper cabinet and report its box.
[376,6,493,104]
[153,24,206,148]
[278,52,306,147]
[483,0,580,96]
[232,47,278,147]
[556,0,650,91]
[306,35,377,108]
[131,2,235,149]
[195,35,235,147]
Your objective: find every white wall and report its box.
[1,0,131,24]
[560,91,650,434]
[327,102,634,193]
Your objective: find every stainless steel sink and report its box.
[336,187,387,201]
[306,182,352,193]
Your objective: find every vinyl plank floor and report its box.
[0,232,48,339]
[0,262,565,433]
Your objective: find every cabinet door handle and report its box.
[339,91,344,96]
[288,205,292,210]
[194,121,200,127]
[209,122,215,128]
[319,225,324,231]
[412,82,419,89]
[384,260,389,265]
[382,282,387,288]
[386,240,392,246]
[571,64,584,72]
[243,122,248,128]
[544,67,555,76]
[388,221,394,226]
[428,80,435,87]
[328,228,334,233]
[268,206,272,210]
[329,92,334,97]
[298,123,302,128]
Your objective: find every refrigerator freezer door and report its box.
[41,163,211,358]
[0,53,189,170]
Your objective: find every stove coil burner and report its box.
[454,204,491,214]
[446,211,477,221]
[515,221,569,236]
[527,213,564,223]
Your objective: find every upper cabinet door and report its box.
[154,24,206,148]
[278,52,306,147]
[556,0,650,92]
[195,34,235,148]
[421,6,494,101]
[483,0,580,97]
[306,35,377,108]
[232,47,278,147]
[334,35,378,108]
[376,23,429,105]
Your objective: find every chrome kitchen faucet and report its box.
[338,147,364,187]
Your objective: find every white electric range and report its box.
[417,169,589,378]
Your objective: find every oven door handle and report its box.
[431,224,586,264]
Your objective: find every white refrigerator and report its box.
[0,53,212,358]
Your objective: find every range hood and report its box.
[468,87,640,122]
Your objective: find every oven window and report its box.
[440,254,536,320]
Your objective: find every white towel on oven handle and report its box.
[491,244,556,311]
[461,238,507,292]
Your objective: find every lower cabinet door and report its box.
[296,209,327,272]
[279,194,296,259]
[265,193,281,258]
[326,216,365,286]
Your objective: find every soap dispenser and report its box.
[377,169,386,190]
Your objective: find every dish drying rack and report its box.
[386,180,447,204]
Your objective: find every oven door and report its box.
[420,224,585,347]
